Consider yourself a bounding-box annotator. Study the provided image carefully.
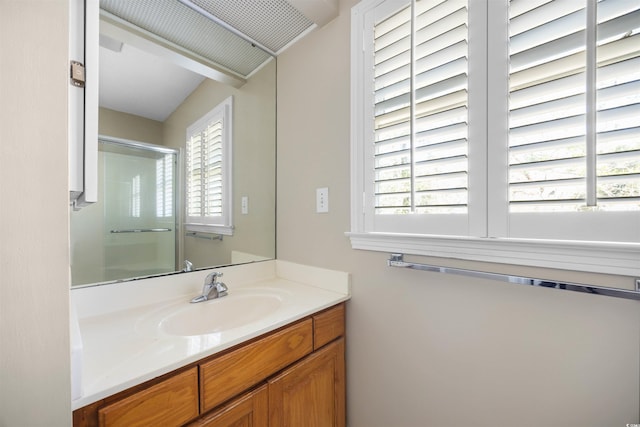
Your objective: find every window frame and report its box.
[185,96,234,235]
[349,0,640,277]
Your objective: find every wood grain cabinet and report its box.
[73,303,346,427]
[200,319,313,413]
[187,385,269,427]
[97,368,199,427]
[269,338,345,427]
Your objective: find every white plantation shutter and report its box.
[203,120,223,216]
[368,0,469,235]
[156,154,174,218]
[351,0,640,274]
[413,0,469,213]
[186,121,222,217]
[595,0,640,208]
[508,0,640,213]
[373,4,412,216]
[185,97,233,234]
[186,132,204,216]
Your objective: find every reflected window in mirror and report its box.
[185,96,233,235]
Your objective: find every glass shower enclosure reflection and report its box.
[71,137,178,285]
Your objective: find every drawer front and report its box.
[200,319,313,413]
[98,368,199,427]
[313,303,345,350]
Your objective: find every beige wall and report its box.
[99,107,163,144]
[0,0,71,426]
[276,1,640,426]
[163,61,276,268]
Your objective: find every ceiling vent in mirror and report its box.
[99,0,316,79]
[180,0,315,55]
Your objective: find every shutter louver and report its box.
[186,117,224,219]
[156,154,173,218]
[204,120,223,217]
[186,132,203,217]
[508,0,640,212]
[595,0,640,210]
[373,0,468,215]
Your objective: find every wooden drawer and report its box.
[98,368,198,427]
[313,303,345,350]
[200,319,313,413]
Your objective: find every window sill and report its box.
[346,232,640,277]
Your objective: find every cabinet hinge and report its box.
[70,60,85,88]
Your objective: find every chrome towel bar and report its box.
[388,254,640,301]
[185,231,223,241]
[110,228,171,233]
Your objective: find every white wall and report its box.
[0,0,72,426]
[276,1,640,426]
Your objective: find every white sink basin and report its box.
[162,294,283,336]
[136,288,286,337]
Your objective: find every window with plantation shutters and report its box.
[508,0,640,213]
[350,0,640,276]
[505,0,640,243]
[185,97,233,235]
[374,0,468,216]
[361,0,471,236]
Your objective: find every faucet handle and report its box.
[205,271,223,284]
[210,271,227,296]
[215,281,228,297]
[192,271,227,303]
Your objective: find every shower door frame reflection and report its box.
[70,136,179,285]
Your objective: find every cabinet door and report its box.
[268,338,345,427]
[190,385,268,427]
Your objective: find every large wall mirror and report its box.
[70,1,287,286]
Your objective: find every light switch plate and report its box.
[241,196,249,214]
[316,187,329,213]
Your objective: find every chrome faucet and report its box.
[190,271,228,303]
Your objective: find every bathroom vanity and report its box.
[71,261,349,426]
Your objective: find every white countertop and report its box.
[71,260,350,410]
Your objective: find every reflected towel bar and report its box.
[186,231,223,241]
[388,254,640,301]
[110,228,171,233]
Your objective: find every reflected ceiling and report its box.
[100,0,315,78]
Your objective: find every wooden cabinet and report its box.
[200,319,313,412]
[313,303,345,350]
[97,368,198,427]
[187,385,268,427]
[73,303,345,427]
[269,338,345,427]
